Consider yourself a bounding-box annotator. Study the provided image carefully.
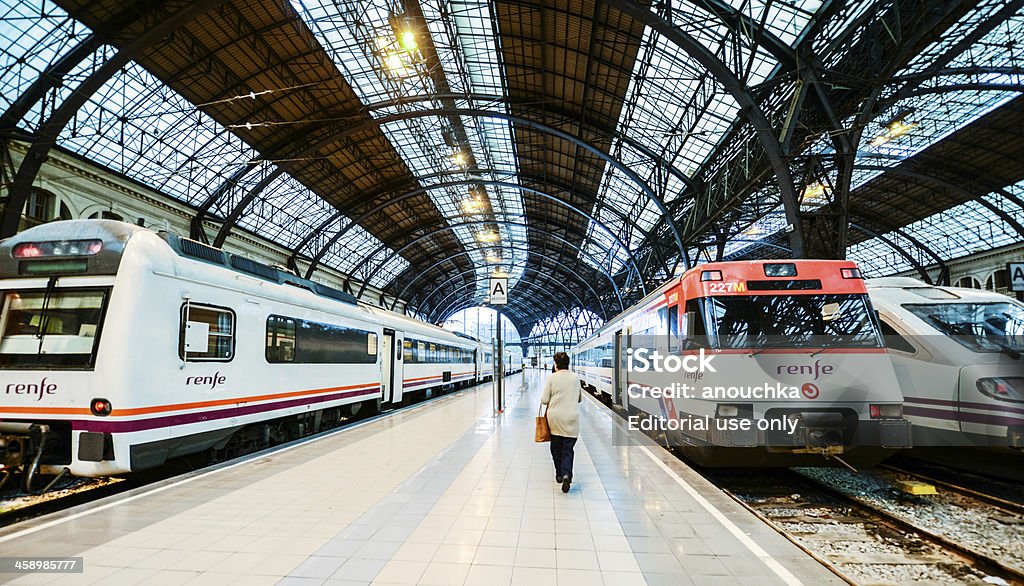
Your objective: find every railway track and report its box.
[706,466,1024,585]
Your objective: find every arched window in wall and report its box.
[88,210,124,221]
[986,269,1009,294]
[955,276,982,289]
[20,188,56,229]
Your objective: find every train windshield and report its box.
[0,289,108,368]
[903,302,1024,354]
[702,294,883,350]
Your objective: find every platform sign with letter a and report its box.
[489,277,508,305]
[1009,262,1024,293]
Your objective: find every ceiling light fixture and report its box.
[870,108,918,147]
[476,230,499,243]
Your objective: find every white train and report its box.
[868,277,1024,451]
[0,220,513,485]
[572,260,913,467]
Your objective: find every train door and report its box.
[613,329,624,406]
[381,329,396,406]
[392,330,405,404]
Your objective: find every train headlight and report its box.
[977,377,1024,402]
[90,398,112,417]
[840,267,863,279]
[869,404,903,419]
[13,239,103,258]
[763,263,797,277]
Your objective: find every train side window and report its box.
[668,305,679,352]
[180,303,235,361]
[429,343,437,363]
[418,341,426,362]
[266,315,296,362]
[683,299,708,348]
[404,339,415,362]
[879,319,916,354]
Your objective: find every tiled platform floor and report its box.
[0,371,841,585]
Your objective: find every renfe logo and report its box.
[6,378,57,401]
[186,372,226,389]
[777,360,834,381]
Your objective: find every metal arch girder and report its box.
[294,179,648,295]
[412,256,609,325]
[886,66,1024,87]
[432,280,579,329]
[342,177,649,294]
[853,164,1024,239]
[336,168,672,278]
[424,275,575,326]
[406,246,612,322]
[359,92,703,195]
[242,107,684,268]
[897,83,1024,99]
[420,265,597,326]
[390,248,615,316]
[0,33,102,130]
[0,0,230,239]
[601,0,805,257]
[354,216,623,304]
[460,169,672,274]
[357,218,624,314]
[872,0,1024,117]
[191,159,266,241]
[195,104,685,269]
[846,203,951,273]
[849,222,934,284]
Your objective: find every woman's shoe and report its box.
[556,475,563,483]
[561,475,571,493]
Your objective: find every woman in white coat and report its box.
[540,352,582,493]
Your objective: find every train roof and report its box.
[866,277,1020,305]
[3,220,477,346]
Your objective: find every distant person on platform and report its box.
[540,352,582,493]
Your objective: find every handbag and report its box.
[535,405,551,442]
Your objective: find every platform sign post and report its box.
[489,278,507,414]
[1009,262,1024,301]
[495,316,504,413]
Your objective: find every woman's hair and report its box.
[553,352,570,370]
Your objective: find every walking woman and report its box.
[540,352,582,493]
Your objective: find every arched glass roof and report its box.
[2,0,1022,332]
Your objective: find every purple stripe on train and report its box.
[73,387,380,433]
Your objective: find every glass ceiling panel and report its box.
[0,1,404,291]
[739,3,1023,251]
[849,182,1024,276]
[580,26,743,274]
[291,0,529,302]
[52,61,255,205]
[0,0,84,114]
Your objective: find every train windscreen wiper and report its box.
[34,277,58,357]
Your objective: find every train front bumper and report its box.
[706,410,913,450]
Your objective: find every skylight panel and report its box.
[0,0,84,114]
[849,181,1024,276]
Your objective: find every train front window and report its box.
[702,294,882,350]
[0,289,108,368]
[903,302,1024,354]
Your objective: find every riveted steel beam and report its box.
[353,219,624,314]
[0,0,229,238]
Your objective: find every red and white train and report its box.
[0,220,517,484]
[572,260,913,467]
